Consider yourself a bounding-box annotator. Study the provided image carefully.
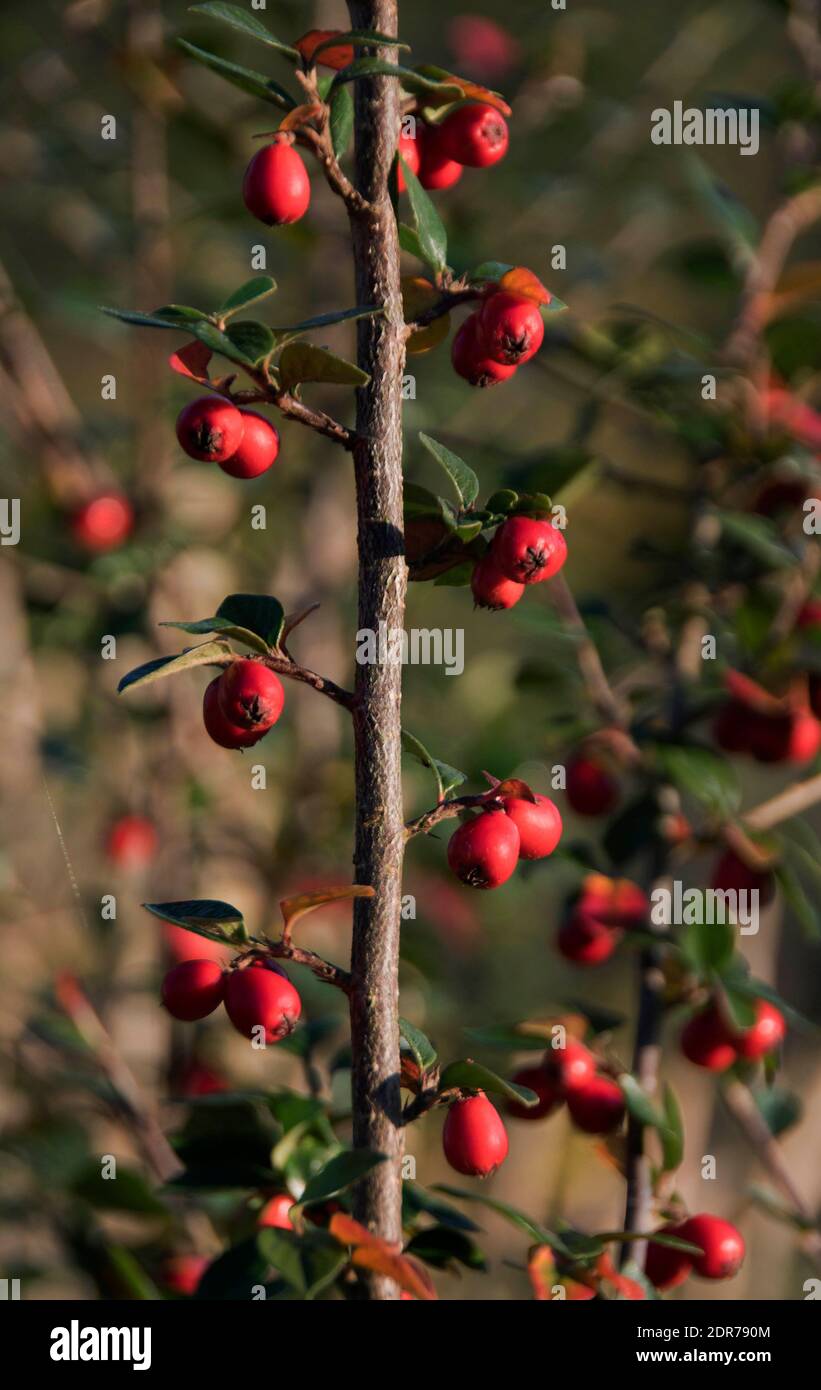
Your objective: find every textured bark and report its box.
[346,1,407,1299]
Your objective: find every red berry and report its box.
[161,959,225,1022]
[164,922,230,965]
[217,659,285,731]
[447,809,520,889]
[417,124,464,190]
[258,1193,296,1230]
[224,963,301,1043]
[479,292,545,365]
[677,1213,745,1280]
[557,910,620,965]
[176,396,244,462]
[71,493,134,553]
[438,102,509,168]
[786,710,821,764]
[492,516,567,585]
[451,313,517,387]
[566,1075,625,1133]
[565,753,619,815]
[105,815,157,870]
[163,1255,210,1296]
[242,140,311,226]
[734,999,785,1060]
[202,677,264,749]
[397,127,421,192]
[644,1226,692,1292]
[442,1092,509,1176]
[178,1061,226,1096]
[753,478,808,517]
[544,1038,597,1094]
[470,554,524,610]
[797,598,821,631]
[507,1065,562,1120]
[219,411,280,479]
[713,699,755,754]
[711,849,775,907]
[501,793,562,859]
[681,1004,738,1072]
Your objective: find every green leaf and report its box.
[278,343,369,390]
[680,896,736,975]
[159,620,269,657]
[618,1074,670,1134]
[219,277,277,318]
[484,488,519,513]
[257,1228,346,1299]
[687,155,758,260]
[177,39,296,109]
[398,155,448,274]
[189,3,300,60]
[218,593,286,649]
[273,305,383,334]
[653,742,742,819]
[403,481,448,520]
[402,1181,481,1232]
[774,861,821,941]
[195,1237,269,1300]
[222,319,275,364]
[464,1024,552,1052]
[417,432,479,509]
[117,640,231,694]
[438,1060,539,1107]
[718,510,798,570]
[328,83,354,159]
[406,1226,486,1271]
[432,1187,574,1257]
[313,30,411,59]
[398,222,426,262]
[401,728,466,801]
[142,898,247,947]
[330,59,460,99]
[754,1087,802,1138]
[399,1017,438,1074]
[101,304,209,331]
[72,1163,167,1217]
[471,261,514,283]
[660,1083,684,1173]
[299,1149,386,1207]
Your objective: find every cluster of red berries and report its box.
[161,957,301,1043]
[509,1037,626,1135]
[71,492,134,554]
[471,515,567,610]
[203,658,285,750]
[710,846,776,906]
[681,997,785,1072]
[452,288,545,389]
[646,1214,745,1290]
[714,669,821,765]
[447,791,562,889]
[398,102,509,192]
[176,396,280,479]
[558,874,648,966]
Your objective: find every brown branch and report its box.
[405,792,492,839]
[294,122,371,215]
[403,286,482,337]
[259,652,355,711]
[255,939,352,995]
[547,573,631,728]
[743,772,821,832]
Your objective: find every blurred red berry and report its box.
[105,815,157,870]
[566,1075,625,1133]
[565,753,619,816]
[71,493,134,553]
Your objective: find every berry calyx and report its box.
[447,809,520,889]
[224,962,301,1043]
[644,1226,692,1292]
[176,396,244,463]
[676,1213,745,1280]
[566,1074,626,1133]
[217,659,285,732]
[71,493,134,553]
[442,1092,509,1176]
[451,313,517,387]
[492,516,567,585]
[396,127,421,192]
[105,815,157,870]
[680,1004,738,1072]
[438,102,509,168]
[417,124,464,190]
[202,677,265,749]
[470,554,525,610]
[242,140,311,226]
[500,793,562,859]
[161,959,225,1022]
[479,291,545,365]
[733,999,786,1060]
[565,752,619,816]
[506,1065,562,1120]
[257,1193,296,1230]
[219,411,280,479]
[711,849,776,908]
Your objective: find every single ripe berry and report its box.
[470,554,525,610]
[176,397,244,463]
[557,910,620,965]
[797,598,821,631]
[161,959,225,1022]
[506,1065,562,1120]
[417,123,464,190]
[219,411,280,479]
[71,493,134,553]
[734,999,785,1060]
[396,127,421,192]
[442,1092,509,1176]
[178,1061,226,1097]
[492,516,567,585]
[202,677,264,749]
[680,1004,738,1072]
[500,793,562,859]
[105,815,157,870]
[711,849,775,908]
[644,1227,693,1292]
[242,140,311,226]
[544,1038,597,1094]
[447,809,520,889]
[224,962,301,1043]
[566,1075,625,1133]
[786,710,821,764]
[438,102,509,168]
[451,313,517,387]
[479,292,545,365]
[257,1193,296,1230]
[162,1255,210,1296]
[565,753,619,816]
[217,659,285,732]
[677,1214,745,1280]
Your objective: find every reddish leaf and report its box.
[430,73,511,117]
[329,1212,388,1251]
[280,884,375,932]
[499,267,551,305]
[351,1246,437,1300]
[528,1244,555,1300]
[295,30,355,70]
[279,103,324,132]
[169,339,212,382]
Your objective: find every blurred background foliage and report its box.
[1,0,821,1300]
